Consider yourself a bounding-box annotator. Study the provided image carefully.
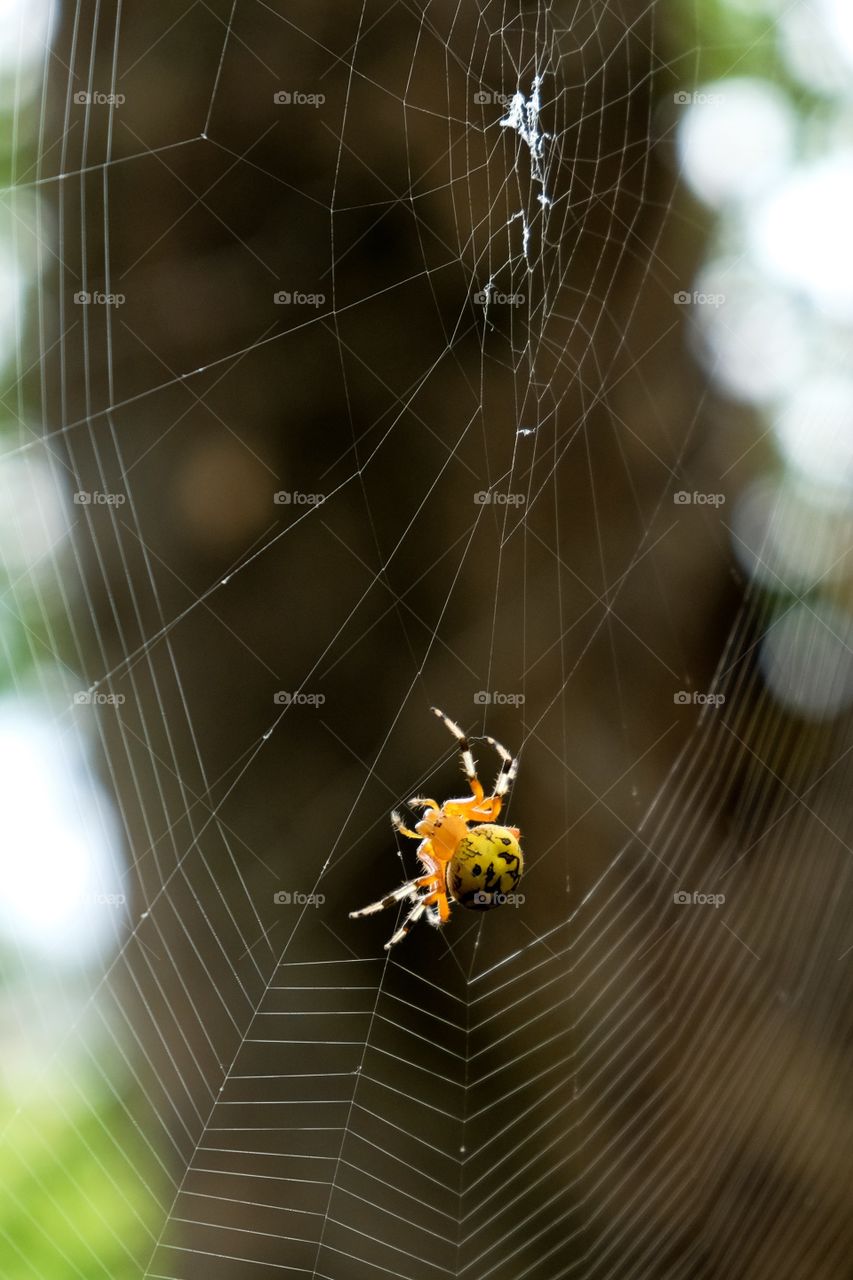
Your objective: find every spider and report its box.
[349,707,523,949]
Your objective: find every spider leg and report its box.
[431,706,485,803]
[384,898,428,949]
[408,796,439,811]
[385,889,445,948]
[465,735,519,822]
[391,809,421,840]
[349,873,435,919]
[431,887,451,924]
[484,733,518,798]
[432,707,518,820]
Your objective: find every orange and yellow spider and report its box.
[349,707,523,949]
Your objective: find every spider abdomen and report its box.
[446,824,523,910]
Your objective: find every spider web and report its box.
[3,2,853,1279]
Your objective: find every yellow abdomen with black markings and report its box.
[446,824,523,910]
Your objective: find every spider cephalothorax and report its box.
[349,708,523,948]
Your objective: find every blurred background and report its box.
[1,0,852,1276]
